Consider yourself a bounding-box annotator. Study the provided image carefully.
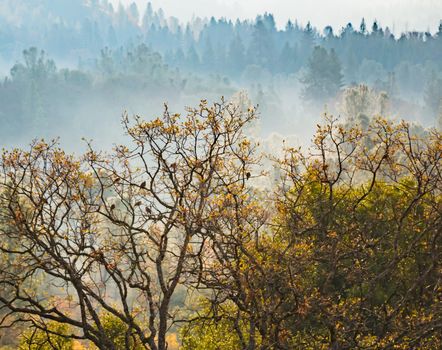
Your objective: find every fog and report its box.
[1,2,442,348]
[115,0,442,35]
[0,0,441,154]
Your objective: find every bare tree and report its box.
[0,99,258,350]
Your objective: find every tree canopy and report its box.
[1,99,441,349]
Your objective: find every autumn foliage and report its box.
[0,100,441,349]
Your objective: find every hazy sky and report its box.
[115,0,442,34]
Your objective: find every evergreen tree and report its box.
[301,46,344,102]
[278,42,299,74]
[128,2,140,24]
[324,25,334,39]
[202,37,215,71]
[213,43,226,72]
[248,18,275,70]
[360,18,367,34]
[286,20,294,32]
[227,34,246,74]
[186,45,200,70]
[372,20,380,35]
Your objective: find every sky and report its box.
[114,0,442,34]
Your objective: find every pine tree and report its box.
[324,25,334,39]
[360,18,367,34]
[185,45,200,70]
[301,46,344,102]
[128,2,139,24]
[227,35,246,74]
[248,18,275,69]
[202,37,215,71]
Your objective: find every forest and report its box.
[1,0,442,147]
[0,1,441,349]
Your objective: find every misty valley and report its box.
[0,1,441,349]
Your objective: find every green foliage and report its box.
[301,46,344,102]
[18,322,73,350]
[95,312,143,350]
[180,304,260,350]
[177,116,442,349]
[181,318,243,350]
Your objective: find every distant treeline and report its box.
[1,0,442,144]
[1,1,442,82]
[0,45,236,146]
